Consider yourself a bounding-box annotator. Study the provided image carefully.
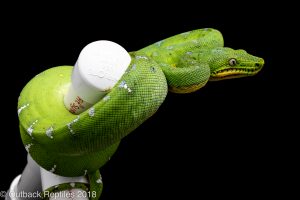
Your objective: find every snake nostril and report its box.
[255,63,260,67]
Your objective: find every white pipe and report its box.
[5,155,41,200]
[6,175,21,200]
[17,155,42,197]
[64,40,131,114]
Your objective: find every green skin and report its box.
[17,28,264,200]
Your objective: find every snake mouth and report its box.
[210,67,261,81]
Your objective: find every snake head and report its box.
[208,47,264,81]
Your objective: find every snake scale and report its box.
[17,28,264,199]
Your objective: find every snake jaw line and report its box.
[215,67,260,76]
[210,62,263,80]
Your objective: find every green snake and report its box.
[17,28,264,199]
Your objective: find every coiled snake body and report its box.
[17,28,264,199]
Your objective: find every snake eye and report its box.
[229,58,237,66]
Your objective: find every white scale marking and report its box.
[103,95,110,101]
[89,107,95,117]
[119,81,132,93]
[156,41,163,46]
[131,64,137,71]
[96,178,102,184]
[27,120,38,137]
[135,55,148,60]
[25,143,33,152]
[152,52,158,57]
[49,164,56,173]
[67,116,80,134]
[46,126,54,139]
[18,103,29,115]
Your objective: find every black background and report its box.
[0,2,287,199]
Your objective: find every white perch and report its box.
[64,40,131,114]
